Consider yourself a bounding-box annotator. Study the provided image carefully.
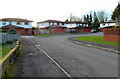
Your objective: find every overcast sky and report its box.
[0,0,119,26]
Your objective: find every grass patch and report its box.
[3,64,16,78]
[75,36,120,46]
[0,44,15,59]
[36,34,60,36]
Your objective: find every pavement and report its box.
[10,38,67,77]
[8,33,118,78]
[67,37,119,53]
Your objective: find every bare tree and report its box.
[68,13,82,22]
[97,10,109,22]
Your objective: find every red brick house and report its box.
[38,20,67,34]
[40,25,67,34]
[0,18,39,35]
[1,25,39,35]
[1,25,24,35]
[37,20,89,34]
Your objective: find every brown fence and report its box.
[103,28,120,42]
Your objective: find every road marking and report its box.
[31,39,73,79]
[36,45,40,47]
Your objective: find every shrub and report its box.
[13,39,17,42]
[114,25,120,28]
[6,41,13,44]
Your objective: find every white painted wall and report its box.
[100,23,116,28]
[38,22,88,28]
[65,23,77,28]
[0,21,32,28]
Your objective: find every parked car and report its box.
[91,29,99,33]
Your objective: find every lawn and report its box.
[0,44,14,59]
[36,34,59,36]
[75,36,120,46]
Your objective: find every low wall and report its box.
[103,28,120,42]
[0,41,21,78]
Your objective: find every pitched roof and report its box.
[37,20,64,24]
[37,20,88,24]
[75,25,90,28]
[1,25,24,29]
[65,21,88,24]
[45,25,67,28]
[0,18,33,22]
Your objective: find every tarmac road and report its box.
[11,33,118,78]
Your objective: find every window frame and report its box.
[17,21,21,25]
[2,22,6,25]
[25,21,29,25]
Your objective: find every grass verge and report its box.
[0,44,15,59]
[75,36,120,46]
[2,40,22,78]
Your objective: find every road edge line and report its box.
[31,39,73,79]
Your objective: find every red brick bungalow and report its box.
[0,18,39,35]
[65,21,90,32]
[99,21,116,31]
[75,25,90,32]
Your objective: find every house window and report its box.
[57,22,59,25]
[3,22,6,25]
[54,23,57,25]
[102,24,105,25]
[62,23,64,25]
[25,22,29,25]
[49,22,50,25]
[9,22,12,25]
[17,22,21,25]
[52,22,54,25]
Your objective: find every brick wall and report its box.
[47,28,66,34]
[103,28,120,42]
